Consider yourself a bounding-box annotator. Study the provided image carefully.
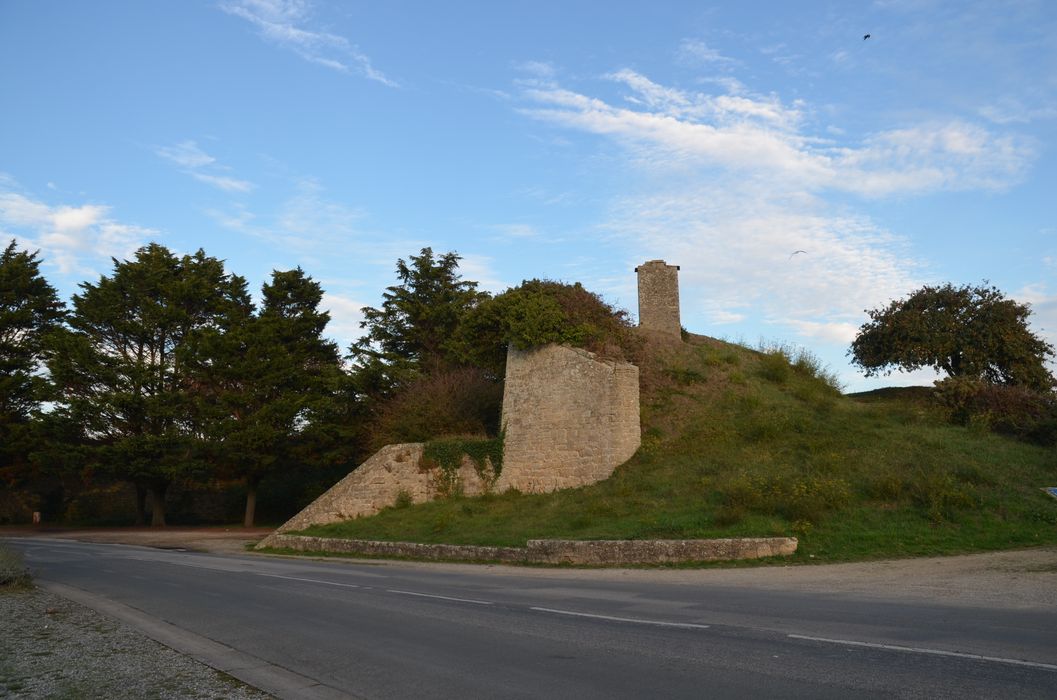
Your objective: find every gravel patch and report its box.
[0,585,273,699]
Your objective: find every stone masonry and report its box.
[256,443,494,547]
[494,344,640,494]
[635,259,681,336]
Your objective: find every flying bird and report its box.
[863,34,871,40]
[789,250,808,259]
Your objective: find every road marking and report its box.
[531,607,710,630]
[258,573,360,589]
[387,589,494,606]
[788,634,1057,672]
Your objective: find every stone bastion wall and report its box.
[257,343,641,545]
[495,344,641,494]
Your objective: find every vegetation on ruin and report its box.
[303,334,1057,563]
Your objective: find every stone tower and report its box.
[635,260,681,336]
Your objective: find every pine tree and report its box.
[0,240,66,511]
[48,244,245,526]
[194,268,343,527]
[350,247,486,399]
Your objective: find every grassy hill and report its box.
[302,335,1057,563]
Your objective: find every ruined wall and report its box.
[495,344,640,494]
[636,260,681,337]
[257,443,494,547]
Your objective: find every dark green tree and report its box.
[851,282,1055,391]
[47,244,246,526]
[349,247,487,399]
[192,268,343,527]
[0,241,66,516]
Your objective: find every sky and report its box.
[1,0,1055,391]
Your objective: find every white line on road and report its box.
[788,634,1057,672]
[387,589,494,606]
[259,573,360,589]
[531,607,710,630]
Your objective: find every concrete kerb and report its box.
[262,534,797,565]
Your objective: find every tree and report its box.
[192,268,343,527]
[850,282,1055,391]
[0,241,66,515]
[48,244,246,526]
[349,248,486,399]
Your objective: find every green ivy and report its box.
[423,433,504,480]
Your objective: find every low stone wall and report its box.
[528,538,798,565]
[496,344,640,494]
[261,534,798,565]
[256,444,494,549]
[262,534,526,563]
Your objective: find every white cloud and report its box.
[0,189,154,275]
[320,291,366,348]
[457,253,505,294]
[1016,284,1057,368]
[219,0,397,86]
[155,139,255,193]
[520,70,1032,197]
[605,183,923,342]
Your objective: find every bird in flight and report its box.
[789,250,808,259]
[863,34,871,40]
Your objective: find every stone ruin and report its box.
[257,260,681,545]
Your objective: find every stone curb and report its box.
[260,534,797,565]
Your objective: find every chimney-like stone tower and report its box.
[635,260,681,336]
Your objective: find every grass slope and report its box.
[303,335,1057,563]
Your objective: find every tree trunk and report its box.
[149,483,167,527]
[134,484,148,526]
[244,478,259,528]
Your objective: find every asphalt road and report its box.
[7,538,1057,699]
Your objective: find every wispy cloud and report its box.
[155,140,255,193]
[191,172,255,193]
[0,183,155,275]
[512,67,1011,376]
[155,141,216,169]
[521,70,1032,197]
[677,39,736,66]
[219,0,397,86]
[207,176,417,265]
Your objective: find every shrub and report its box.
[454,279,641,375]
[934,377,1057,446]
[367,368,503,450]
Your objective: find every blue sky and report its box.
[2,0,1054,391]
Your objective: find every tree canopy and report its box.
[47,244,248,525]
[850,282,1055,391]
[349,247,486,398]
[1,239,65,423]
[191,267,344,527]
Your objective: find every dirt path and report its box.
[5,526,1056,610]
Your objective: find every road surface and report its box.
[7,537,1057,698]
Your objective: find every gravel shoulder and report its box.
[0,583,272,699]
